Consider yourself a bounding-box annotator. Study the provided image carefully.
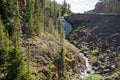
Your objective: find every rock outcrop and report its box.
[88,0,120,13]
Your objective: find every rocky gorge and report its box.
[64,1,120,78]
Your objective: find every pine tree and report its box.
[0,18,9,79]
[12,0,22,46]
[59,47,66,79]
[61,0,67,16]
[6,48,24,80]
[5,0,22,37]
[24,44,33,80]
[34,0,42,35]
[26,0,35,36]
[61,0,71,16]
[0,0,9,23]
[4,1,33,80]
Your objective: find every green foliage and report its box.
[0,0,71,79]
[81,46,90,55]
[79,74,104,80]
[26,0,33,22]
[34,0,42,35]
[26,0,35,36]
[6,46,33,80]
[44,64,52,80]
[81,46,89,52]
[0,0,9,23]
[105,54,120,80]
[0,48,6,65]
[91,49,100,56]
[89,56,98,65]
[59,47,66,79]
[24,45,33,80]
[0,18,5,44]
[0,14,33,80]
[81,46,99,65]
[61,0,71,16]
[0,18,9,78]
[6,48,25,80]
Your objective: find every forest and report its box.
[0,0,72,80]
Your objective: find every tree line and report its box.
[0,0,71,80]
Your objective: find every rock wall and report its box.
[88,0,120,13]
[65,13,120,28]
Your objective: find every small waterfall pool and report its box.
[61,17,93,77]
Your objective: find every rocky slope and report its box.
[68,24,120,76]
[65,13,120,76]
[22,32,86,79]
[88,0,120,13]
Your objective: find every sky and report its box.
[55,0,99,13]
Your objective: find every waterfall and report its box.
[60,17,73,35]
[79,52,94,77]
[61,17,93,77]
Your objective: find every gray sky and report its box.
[55,0,99,13]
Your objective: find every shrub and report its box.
[79,74,104,80]
[91,49,100,56]
[89,56,98,65]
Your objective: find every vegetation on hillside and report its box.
[0,0,84,80]
[1,0,119,80]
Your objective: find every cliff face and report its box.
[88,0,120,13]
[65,13,120,28]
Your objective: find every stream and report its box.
[60,17,93,77]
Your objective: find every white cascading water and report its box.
[60,17,73,35]
[61,17,93,77]
[79,52,93,77]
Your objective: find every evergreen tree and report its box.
[12,0,22,46]
[0,0,9,23]
[58,19,65,41]
[61,0,67,16]
[0,18,9,79]
[0,0,69,79]
[34,0,42,35]
[26,0,35,36]
[59,47,66,79]
[5,2,26,79]
[5,0,22,37]
[3,1,33,80]
[23,44,33,80]
[61,0,71,16]
[6,48,25,80]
